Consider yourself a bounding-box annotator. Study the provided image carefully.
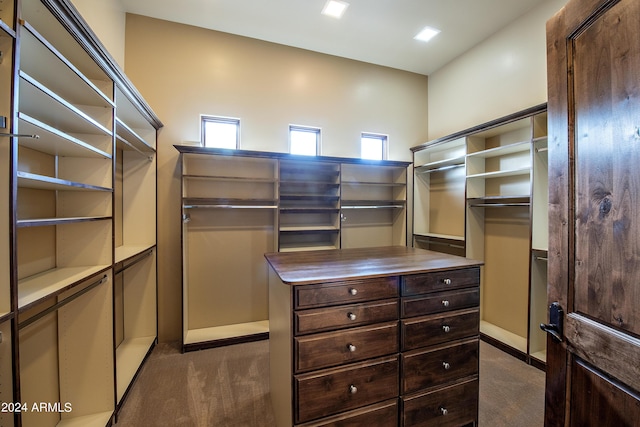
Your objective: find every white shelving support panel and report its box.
[114,249,157,404]
[18,274,114,427]
[412,137,466,254]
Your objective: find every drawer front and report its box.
[401,268,480,296]
[402,309,479,351]
[295,277,399,309]
[296,300,398,335]
[401,288,479,318]
[402,378,479,427]
[297,400,398,427]
[296,322,399,373]
[402,339,479,394]
[296,356,399,424]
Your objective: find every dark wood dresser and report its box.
[265,246,483,427]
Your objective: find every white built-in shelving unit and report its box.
[2,0,162,425]
[176,146,410,351]
[411,105,549,367]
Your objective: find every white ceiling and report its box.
[119,0,543,76]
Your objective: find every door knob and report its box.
[540,302,564,342]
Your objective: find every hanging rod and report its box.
[416,163,464,174]
[116,134,154,162]
[534,256,548,262]
[535,147,548,153]
[183,204,278,209]
[0,132,39,139]
[18,275,108,330]
[115,249,154,275]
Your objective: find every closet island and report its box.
[266,246,483,427]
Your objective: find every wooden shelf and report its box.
[116,336,156,402]
[17,171,112,192]
[115,244,155,264]
[184,321,269,348]
[467,140,530,158]
[18,113,111,158]
[480,320,527,353]
[414,155,466,172]
[466,167,531,180]
[19,72,111,136]
[116,118,155,154]
[18,266,109,310]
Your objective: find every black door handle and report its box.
[540,302,564,343]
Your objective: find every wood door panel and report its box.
[570,359,640,427]
[573,0,640,335]
[546,0,640,425]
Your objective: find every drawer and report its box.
[401,288,479,318]
[402,378,479,427]
[295,321,399,373]
[295,277,399,309]
[402,308,479,351]
[402,338,479,394]
[295,355,399,424]
[401,268,480,296]
[297,399,398,427]
[296,299,398,335]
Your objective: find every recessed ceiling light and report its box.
[322,0,349,19]
[414,26,441,43]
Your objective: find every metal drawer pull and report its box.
[349,385,358,394]
[442,325,451,333]
[347,344,357,352]
[442,300,450,307]
[349,288,358,296]
[440,407,448,416]
[442,362,451,370]
[347,312,357,321]
[442,278,452,285]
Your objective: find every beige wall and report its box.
[123,14,428,342]
[70,0,126,68]
[427,0,567,139]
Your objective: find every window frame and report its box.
[288,125,321,156]
[201,115,241,149]
[360,132,388,160]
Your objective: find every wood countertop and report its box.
[265,246,483,285]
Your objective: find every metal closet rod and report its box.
[416,163,464,174]
[18,275,108,330]
[0,133,39,138]
[415,238,465,250]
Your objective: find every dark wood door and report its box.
[546,0,640,425]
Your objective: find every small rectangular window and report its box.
[361,133,387,160]
[201,116,240,149]
[289,125,320,156]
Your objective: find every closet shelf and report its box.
[341,181,406,187]
[279,207,340,213]
[279,225,339,232]
[280,180,340,187]
[116,335,156,402]
[18,113,112,158]
[21,23,114,109]
[184,174,276,183]
[341,201,405,209]
[116,117,155,154]
[19,71,112,136]
[466,167,531,180]
[17,215,112,228]
[183,197,277,208]
[414,156,466,172]
[414,232,465,242]
[115,244,156,265]
[280,194,340,201]
[18,265,110,311]
[468,195,530,208]
[466,140,530,159]
[17,170,112,192]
